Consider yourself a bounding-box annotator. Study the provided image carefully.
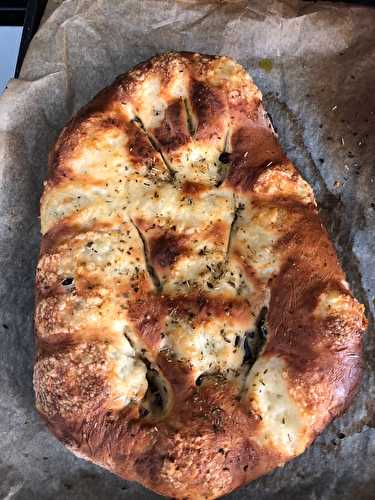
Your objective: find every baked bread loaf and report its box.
[34,52,366,499]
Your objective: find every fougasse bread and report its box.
[34,52,367,499]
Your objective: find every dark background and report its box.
[0,0,47,91]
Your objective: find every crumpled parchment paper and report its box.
[0,1,374,498]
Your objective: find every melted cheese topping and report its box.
[68,125,128,179]
[252,161,315,204]
[234,205,282,282]
[38,224,152,291]
[107,337,148,409]
[246,356,308,456]
[164,309,254,380]
[314,289,355,319]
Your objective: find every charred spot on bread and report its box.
[61,277,74,287]
[242,307,268,367]
[219,152,231,164]
[142,366,169,417]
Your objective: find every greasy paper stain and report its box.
[259,58,273,72]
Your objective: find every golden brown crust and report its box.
[34,52,366,499]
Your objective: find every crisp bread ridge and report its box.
[34,52,366,499]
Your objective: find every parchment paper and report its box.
[0,1,374,498]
